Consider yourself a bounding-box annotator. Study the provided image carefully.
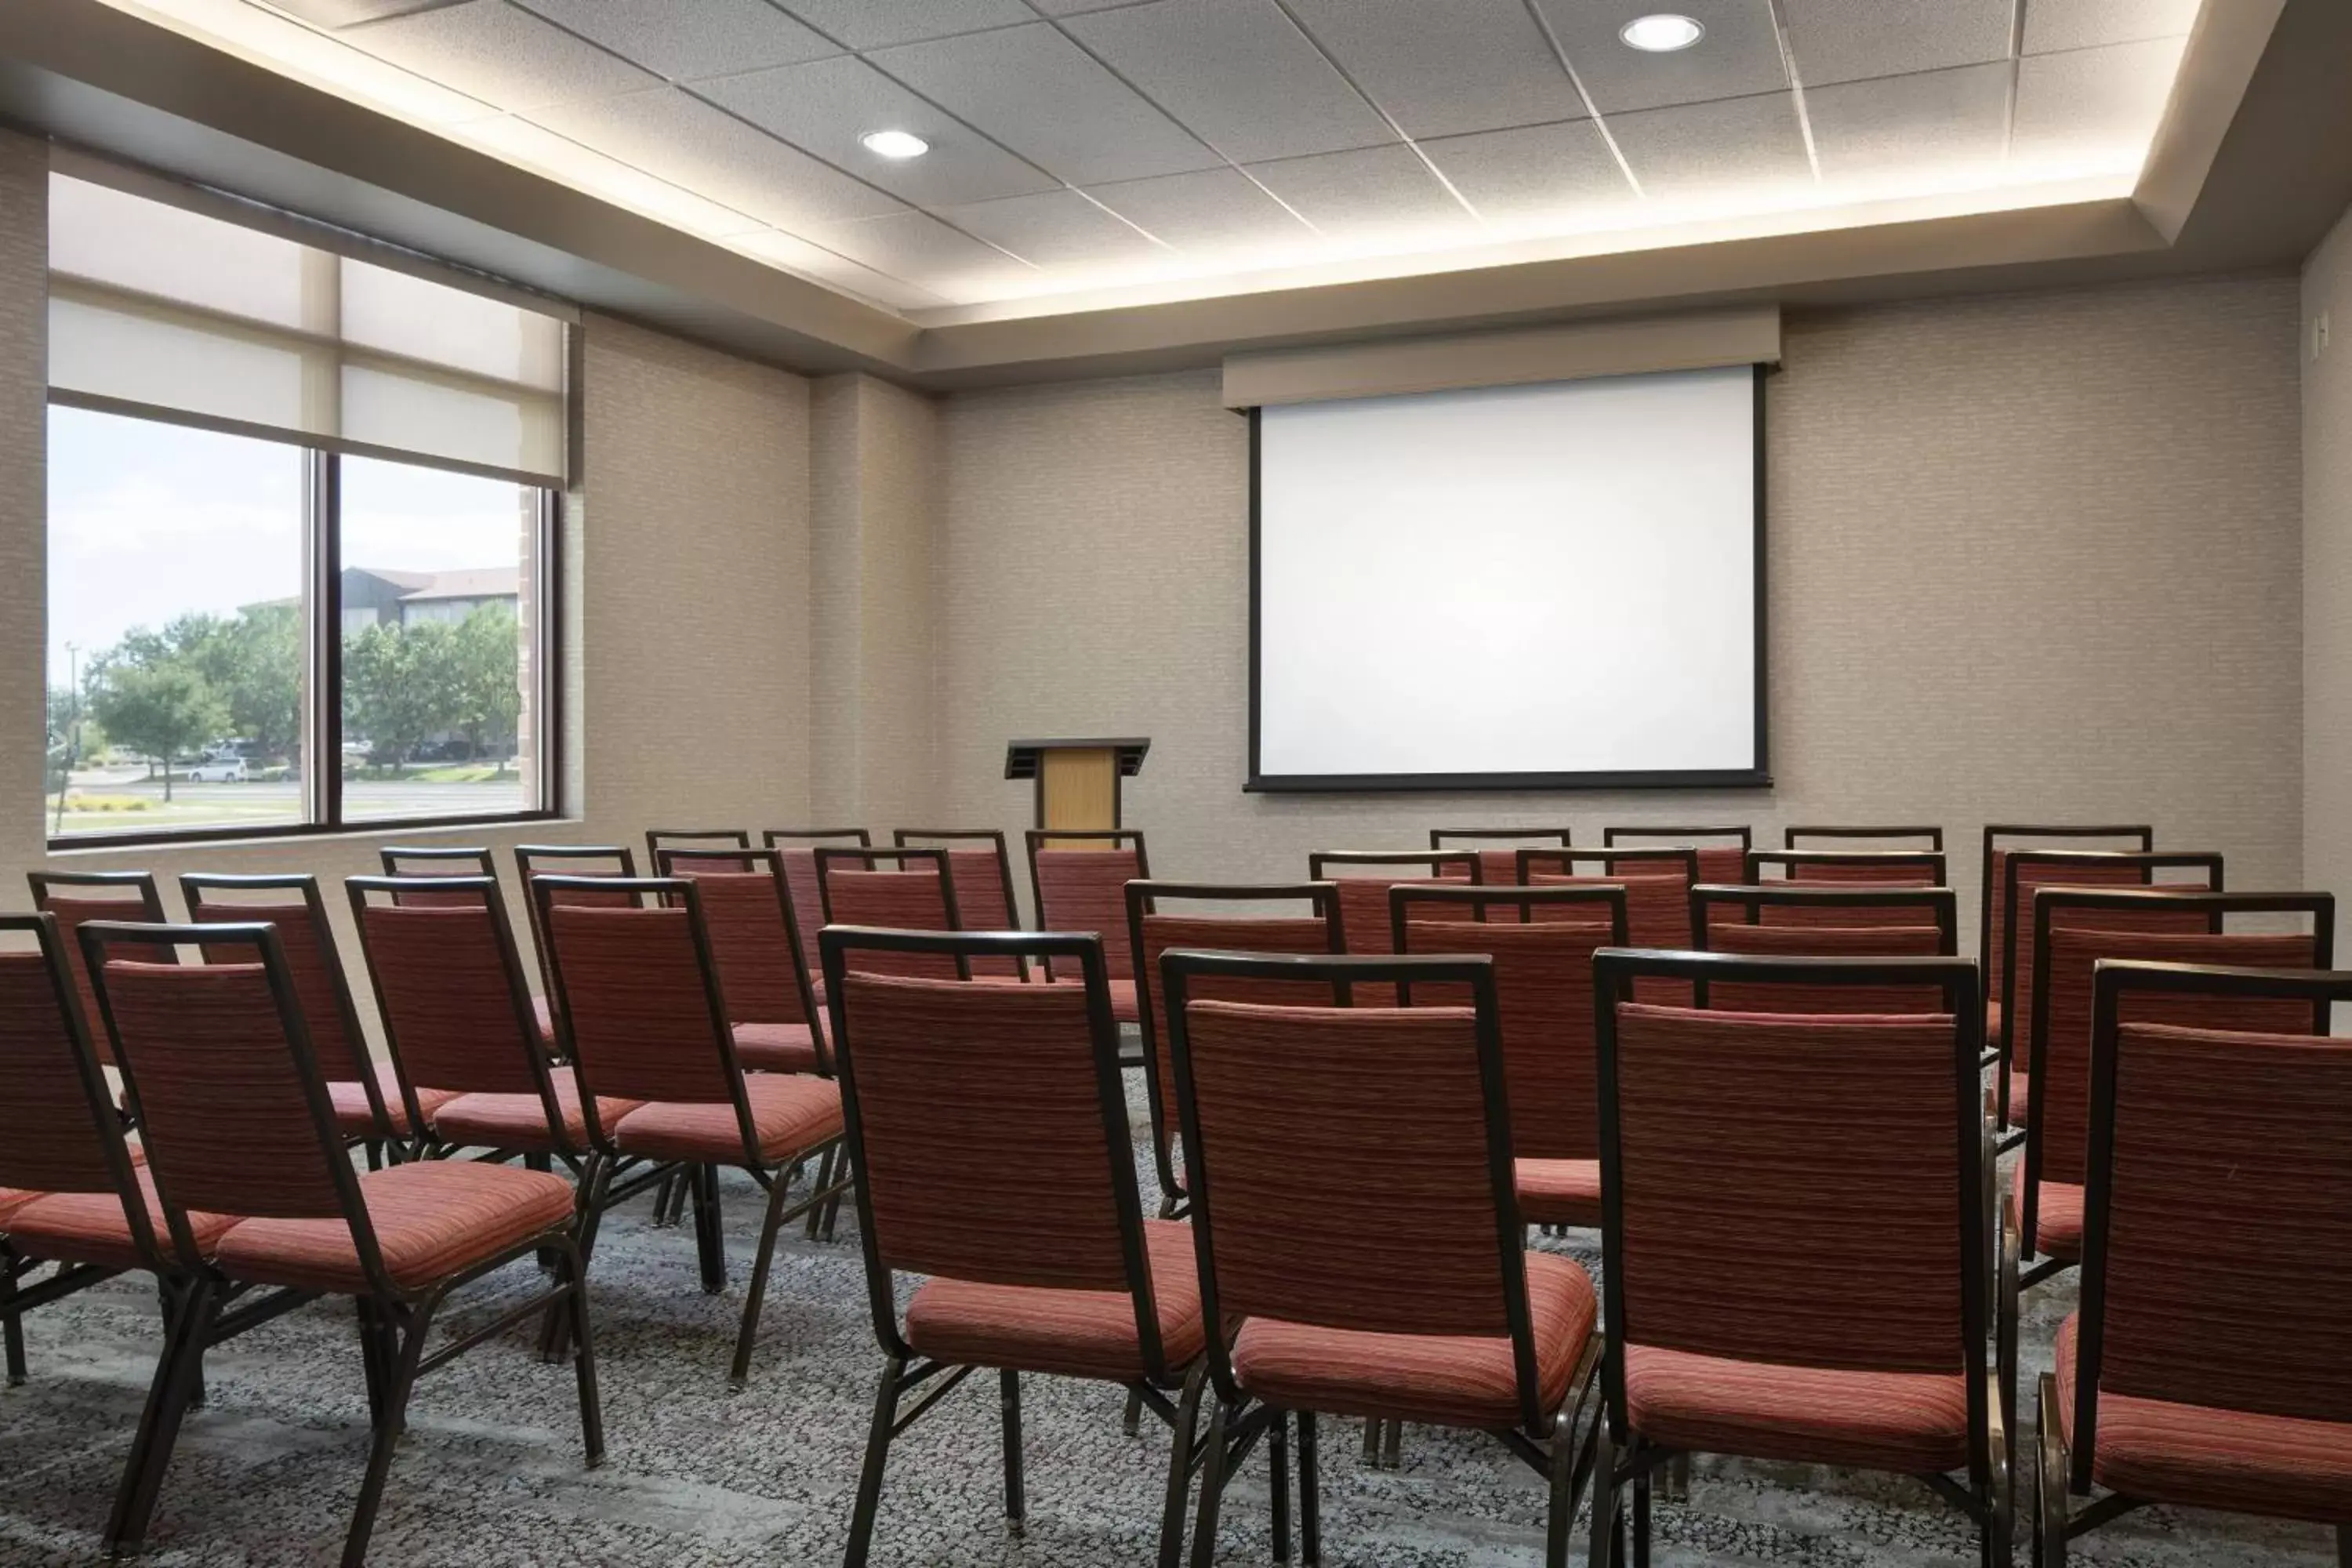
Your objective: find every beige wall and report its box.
[2305,203,2352,917]
[936,274,2307,942]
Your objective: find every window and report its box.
[44,169,566,845]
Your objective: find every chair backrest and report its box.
[823,927,1174,1377]
[1744,849,1947,918]
[1523,847,1700,1004]
[645,828,753,873]
[655,848,821,1038]
[0,915,149,1232]
[376,846,499,906]
[895,830,1025,979]
[815,846,967,982]
[1162,949,1544,1426]
[1980,824,2154,1009]
[27,870,175,1065]
[82,920,387,1281]
[2073,961,2352,1485]
[347,876,555,1114]
[1694,885,1959,1012]
[534,878,755,1146]
[762,829,873,978]
[1595,951,1986,1413]
[514,844,641,1001]
[1784,825,1944,854]
[1307,851,1482,959]
[1999,849,2220,1065]
[2022,891,2328,1236]
[1025,829,1149,981]
[1428,828,1572,888]
[1602,826,1749,888]
[1393,884,1627,1163]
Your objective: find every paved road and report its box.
[53,776,528,834]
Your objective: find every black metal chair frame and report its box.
[1600,825,1748,851]
[1428,827,1573,850]
[1785,825,1945,851]
[645,827,753,868]
[78,918,599,1567]
[813,846,974,981]
[1977,827,2154,1043]
[377,844,499,887]
[822,926,1206,1568]
[1160,947,1602,1568]
[27,868,174,923]
[1588,948,2007,1568]
[1744,847,1949,885]
[1690,884,1960,1011]
[1307,849,1483,884]
[895,829,1030,979]
[1025,829,1152,983]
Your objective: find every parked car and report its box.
[183,757,248,783]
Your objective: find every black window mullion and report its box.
[313,449,343,829]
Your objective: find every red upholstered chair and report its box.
[1519,846,1701,1005]
[895,829,1027,980]
[1602,825,1749,889]
[376,846,498,906]
[1428,827,1573,888]
[1786,825,1944,858]
[822,927,1206,1568]
[1160,949,1602,1568]
[762,829,871,1000]
[534,876,848,1385]
[645,827,753,869]
[1693,884,1959,1013]
[1993,849,2218,1137]
[1026,828,1150,1022]
[815,846,970,982]
[81,917,597,1566]
[1307,850,1480,1006]
[514,844,641,1058]
[2037,959,2352,1565]
[1125,881,1346,1218]
[1979,826,2152,1068]
[1588,949,2008,1567]
[180,873,449,1162]
[2000,889,2328,1447]
[27,870,176,1065]
[1743,848,1949,927]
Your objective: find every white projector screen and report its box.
[1250,365,1767,790]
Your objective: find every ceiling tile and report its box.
[528,88,904,227]
[729,228,949,310]
[934,190,1171,269]
[797,210,1041,301]
[1606,92,1815,203]
[1780,0,2011,87]
[263,0,470,25]
[774,0,1035,50]
[511,0,838,82]
[1243,144,1479,245]
[2012,34,2186,172]
[695,53,1060,207]
[2022,0,2204,53]
[1081,167,1319,255]
[1417,120,1634,227]
[460,116,770,234]
[1026,0,1147,11]
[1803,60,2010,186]
[1279,0,1584,140]
[1533,0,1788,114]
[341,0,662,113]
[868,24,1222,187]
[1062,0,1396,164]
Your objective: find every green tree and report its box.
[176,605,302,760]
[449,604,522,768]
[89,662,225,802]
[343,620,458,768]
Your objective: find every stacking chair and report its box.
[1026,829,1150,1022]
[1428,827,1573,887]
[376,846,498,904]
[895,829,1026,979]
[645,827,753,869]
[1693,885,1959,1011]
[1126,882,1345,1217]
[1160,949,1602,1568]
[514,844,641,1058]
[1519,847,1700,1004]
[180,873,448,1160]
[1602,825,1749,887]
[534,876,848,1385]
[1786,825,1944,856]
[815,846,968,981]
[823,928,1207,1568]
[1307,850,1479,1004]
[1742,848,1948,925]
[81,917,598,1566]
[763,829,872,1000]
[1588,949,2009,1568]
[27,870,176,1063]
[653,847,828,1076]
[1979,826,2153,1061]
[2037,960,2352,1565]
[2001,889,2327,1444]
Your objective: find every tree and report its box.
[176,605,302,760]
[343,619,456,768]
[448,604,522,768]
[89,662,224,802]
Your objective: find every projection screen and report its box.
[1249,365,1768,791]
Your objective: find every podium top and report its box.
[1004,738,1151,781]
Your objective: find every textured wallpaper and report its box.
[2305,205,2352,924]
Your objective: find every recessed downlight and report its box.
[1620,13,1704,51]
[859,129,931,159]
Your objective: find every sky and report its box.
[45,405,531,686]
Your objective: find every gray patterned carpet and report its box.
[0,1071,2335,1567]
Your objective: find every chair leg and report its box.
[1270,1410,1291,1565]
[1189,1399,1235,1568]
[1362,1417,1381,1467]
[692,1165,726,1295]
[1588,1424,1620,1568]
[2,1263,26,1385]
[2034,1374,2066,1568]
[541,1156,610,1365]
[343,1298,433,1568]
[820,1146,850,1242]
[1632,1458,1651,1568]
[1157,1367,1207,1568]
[1124,1385,1145,1436]
[1298,1410,1320,1567]
[560,1233,604,1466]
[649,1168,681,1228]
[107,1277,223,1555]
[1381,1414,1402,1469]
[844,1356,905,1568]
[1000,1368,1026,1533]
[728,1166,794,1387]
[1664,1450,1690,1503]
[1544,1410,1584,1568]
[803,1149,836,1241]
[525,1152,557,1272]
[1999,1200,2021,1452]
[356,1298,389,1425]
[2336,1525,2349,1568]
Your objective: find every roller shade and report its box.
[46,174,567,485]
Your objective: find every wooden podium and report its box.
[1004,737,1149,834]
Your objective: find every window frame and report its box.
[44,407,563,850]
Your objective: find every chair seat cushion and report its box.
[1229,1252,1596,1428]
[2005,1173,2083,1261]
[429,1073,640,1152]
[330,1065,459,1138]
[5,1170,236,1271]
[1047,974,1141,1024]
[214,1161,575,1294]
[904,1218,1205,1381]
[2005,1070,2031,1127]
[0,1188,37,1226]
[732,1021,824,1074]
[1515,1158,1602,1228]
[612,1075,843,1165]
[2056,1315,2352,1519]
[1624,1342,1973,1474]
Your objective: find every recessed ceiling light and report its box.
[1620,13,1704,51]
[860,129,930,159]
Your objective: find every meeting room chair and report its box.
[822,927,1207,1568]
[1306,849,1479,1004]
[26,869,176,1064]
[1025,828,1150,1022]
[79,916,598,1567]
[376,845,499,904]
[644,827,753,869]
[762,829,873,997]
[1125,881,1345,1218]
[1428,827,1573,887]
[533,875,847,1385]
[815,845,968,981]
[2035,959,2352,1566]
[1602,825,1750,887]
[1978,825,2154,1060]
[1587,948,2008,1568]
[1741,848,1948,924]
[1692,885,1959,1011]
[514,844,642,1059]
[1160,949,1601,1568]
[1785,824,1945,854]
[1519,845,1701,1004]
[895,829,1026,979]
